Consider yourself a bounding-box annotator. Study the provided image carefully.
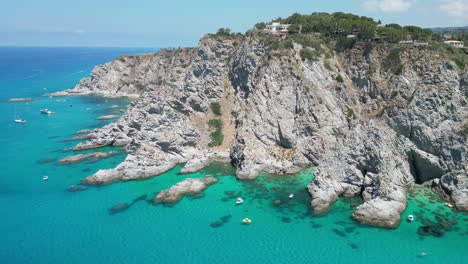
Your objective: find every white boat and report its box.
[40,109,54,115]
[14,119,27,123]
[43,175,49,181]
[236,198,244,205]
[445,202,454,208]
[288,193,295,199]
[242,218,252,224]
[407,215,414,222]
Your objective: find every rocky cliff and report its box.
[60,33,468,228]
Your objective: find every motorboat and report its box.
[43,175,49,181]
[14,119,26,123]
[40,109,54,115]
[236,198,244,205]
[445,202,454,208]
[242,218,252,224]
[288,193,295,199]
[407,215,414,222]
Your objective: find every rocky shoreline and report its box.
[54,33,468,228]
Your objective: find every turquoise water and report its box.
[1,47,467,264]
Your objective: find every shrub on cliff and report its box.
[210,102,222,116]
[383,48,403,75]
[300,48,319,61]
[208,119,224,147]
[216,28,233,36]
[335,37,356,52]
[336,74,344,83]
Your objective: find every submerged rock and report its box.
[96,115,119,120]
[67,185,88,192]
[37,157,56,164]
[109,202,130,215]
[132,194,148,203]
[153,177,218,204]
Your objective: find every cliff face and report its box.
[63,34,468,228]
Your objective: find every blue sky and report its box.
[0,0,467,47]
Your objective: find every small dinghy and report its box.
[288,193,295,199]
[236,197,244,205]
[40,109,54,115]
[14,119,26,123]
[407,215,414,222]
[445,202,454,208]
[43,175,49,181]
[242,218,252,224]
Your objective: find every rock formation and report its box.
[96,115,119,120]
[58,151,121,164]
[154,177,218,204]
[7,97,33,102]
[57,33,468,228]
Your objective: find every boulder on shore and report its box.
[154,177,218,204]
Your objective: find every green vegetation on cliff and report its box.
[274,12,433,43]
[383,48,404,75]
[208,119,223,147]
[250,12,467,71]
[210,102,222,116]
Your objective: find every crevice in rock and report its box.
[409,155,423,184]
[277,122,293,149]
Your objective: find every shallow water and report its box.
[0,47,467,264]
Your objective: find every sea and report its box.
[0,47,467,264]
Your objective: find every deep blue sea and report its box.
[0,47,467,264]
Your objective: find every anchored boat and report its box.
[40,109,54,115]
[242,218,252,224]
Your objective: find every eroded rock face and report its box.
[48,54,159,98]
[153,177,218,204]
[60,34,467,228]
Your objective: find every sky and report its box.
[0,0,467,47]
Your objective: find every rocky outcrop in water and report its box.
[60,33,468,228]
[8,97,33,102]
[96,115,119,120]
[58,151,121,164]
[154,177,218,204]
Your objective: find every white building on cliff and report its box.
[265,22,290,34]
[444,40,464,48]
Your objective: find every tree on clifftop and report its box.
[216,28,232,36]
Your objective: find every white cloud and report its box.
[363,0,414,12]
[439,0,468,17]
